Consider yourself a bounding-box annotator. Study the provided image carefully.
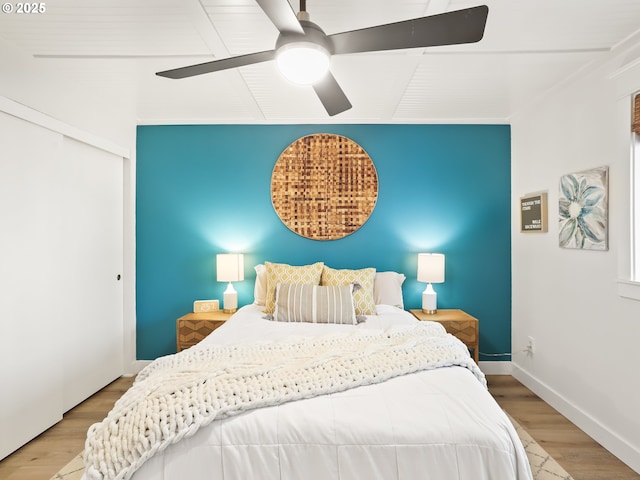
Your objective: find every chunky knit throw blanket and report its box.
[84,323,484,480]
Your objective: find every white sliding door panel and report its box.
[0,112,65,460]
[0,108,126,459]
[59,137,124,411]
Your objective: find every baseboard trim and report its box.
[125,360,151,376]
[512,364,640,474]
[479,360,512,375]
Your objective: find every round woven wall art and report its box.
[271,133,378,240]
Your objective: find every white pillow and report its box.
[374,271,406,308]
[253,264,267,306]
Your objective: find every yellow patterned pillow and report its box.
[263,261,324,314]
[321,266,377,315]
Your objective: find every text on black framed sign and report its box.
[520,192,548,233]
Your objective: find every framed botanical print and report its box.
[558,166,608,250]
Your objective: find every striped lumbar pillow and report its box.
[273,283,357,325]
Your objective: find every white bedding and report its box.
[88,304,532,480]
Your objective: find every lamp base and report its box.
[223,284,238,314]
[422,284,437,315]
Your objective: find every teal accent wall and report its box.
[136,124,511,360]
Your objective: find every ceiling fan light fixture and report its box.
[276,42,330,85]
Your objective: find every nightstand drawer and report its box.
[409,309,479,363]
[176,311,232,352]
[435,319,477,346]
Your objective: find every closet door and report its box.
[0,111,125,459]
[0,111,65,459]
[59,137,124,411]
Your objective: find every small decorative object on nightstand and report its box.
[176,311,232,352]
[410,309,479,363]
[193,299,220,313]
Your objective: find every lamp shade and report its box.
[417,253,445,284]
[216,253,244,283]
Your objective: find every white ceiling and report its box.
[1,0,640,124]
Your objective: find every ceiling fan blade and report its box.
[156,50,276,79]
[329,5,488,55]
[312,72,352,116]
[255,0,304,34]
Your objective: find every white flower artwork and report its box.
[558,166,608,250]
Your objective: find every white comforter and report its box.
[93,305,532,480]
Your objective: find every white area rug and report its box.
[51,415,573,480]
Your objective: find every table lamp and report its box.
[417,253,445,314]
[216,253,244,313]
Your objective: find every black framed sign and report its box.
[520,192,548,233]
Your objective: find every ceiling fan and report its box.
[156,0,489,116]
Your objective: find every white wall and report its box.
[511,37,640,473]
[0,38,139,375]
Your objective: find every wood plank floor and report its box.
[0,375,638,480]
[488,376,640,480]
[0,376,135,480]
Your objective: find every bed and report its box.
[82,264,532,480]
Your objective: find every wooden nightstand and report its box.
[409,309,479,363]
[176,311,232,352]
